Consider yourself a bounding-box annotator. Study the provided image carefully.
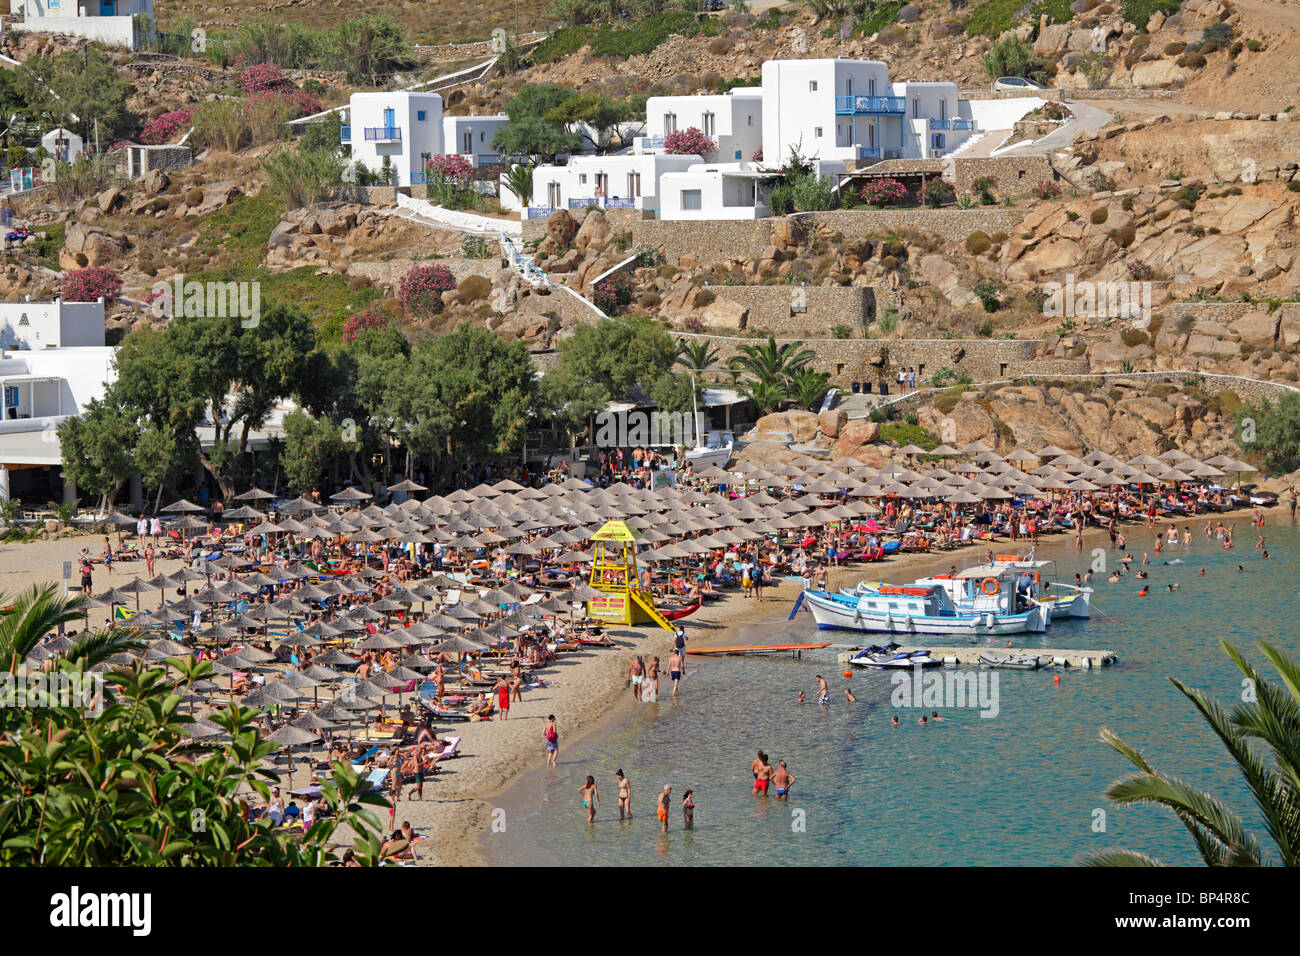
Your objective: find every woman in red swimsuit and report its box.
[494,677,511,720]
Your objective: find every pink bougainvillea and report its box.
[399,263,457,316]
[859,178,909,208]
[426,154,474,184]
[240,62,290,95]
[752,147,763,163]
[62,267,122,304]
[139,108,196,146]
[342,305,390,342]
[663,127,716,157]
[248,88,322,119]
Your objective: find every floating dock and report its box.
[836,646,1118,669]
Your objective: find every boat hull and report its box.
[804,590,1046,636]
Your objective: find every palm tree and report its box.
[0,584,139,670]
[1084,639,1300,867]
[738,377,791,417]
[677,339,720,374]
[727,334,815,390]
[789,367,831,411]
[502,163,534,207]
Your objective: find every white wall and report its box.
[442,115,509,166]
[645,89,763,162]
[15,14,138,47]
[967,96,1045,130]
[762,59,895,164]
[347,92,443,187]
[529,153,701,213]
[41,128,83,163]
[0,300,104,350]
[659,165,770,221]
[14,0,151,17]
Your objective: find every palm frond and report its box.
[0,584,87,669]
[64,625,145,668]
[1081,850,1164,867]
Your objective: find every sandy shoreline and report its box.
[1,503,1283,866]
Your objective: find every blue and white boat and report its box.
[803,583,1048,637]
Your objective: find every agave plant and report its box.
[1085,639,1300,867]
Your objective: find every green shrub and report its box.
[1163,41,1186,55]
[1090,206,1109,224]
[1122,0,1180,31]
[965,230,991,255]
[1110,223,1136,247]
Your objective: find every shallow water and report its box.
[486,519,1299,866]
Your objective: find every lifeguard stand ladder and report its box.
[587,519,675,630]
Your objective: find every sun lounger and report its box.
[432,736,461,761]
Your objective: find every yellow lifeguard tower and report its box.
[588,519,675,629]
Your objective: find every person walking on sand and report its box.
[772,760,795,800]
[616,769,632,820]
[544,715,559,767]
[657,785,671,832]
[580,775,600,823]
[628,656,645,702]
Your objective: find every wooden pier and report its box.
[836,646,1118,669]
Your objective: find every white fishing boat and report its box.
[801,583,1047,637]
[684,429,734,471]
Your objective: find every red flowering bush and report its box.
[922,178,955,207]
[240,62,290,95]
[683,315,704,333]
[62,267,122,304]
[1035,180,1063,200]
[399,263,457,316]
[663,127,716,157]
[140,108,196,146]
[248,89,321,119]
[752,147,763,163]
[427,154,473,184]
[592,272,634,314]
[343,305,390,342]
[859,178,909,208]
[107,140,132,152]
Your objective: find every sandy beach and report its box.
[1,501,1282,866]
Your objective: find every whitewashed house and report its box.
[341,92,444,187]
[637,88,764,162]
[658,162,770,220]
[442,114,510,169]
[10,0,152,49]
[0,299,105,351]
[0,342,115,501]
[41,127,83,164]
[760,59,977,171]
[524,153,701,218]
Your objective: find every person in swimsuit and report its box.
[657,785,671,832]
[753,756,773,796]
[544,715,559,767]
[816,675,829,705]
[616,769,631,821]
[750,750,766,786]
[580,775,599,823]
[668,650,683,697]
[494,676,511,720]
[682,789,694,829]
[772,760,794,800]
[628,656,645,702]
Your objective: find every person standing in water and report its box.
[816,674,829,705]
[580,775,600,823]
[628,656,645,702]
[753,756,774,796]
[657,785,672,832]
[772,760,795,800]
[668,649,684,697]
[682,789,695,829]
[616,769,632,821]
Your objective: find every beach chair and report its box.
[432,736,462,761]
[359,768,390,793]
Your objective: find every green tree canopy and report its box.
[495,84,583,162]
[17,48,136,142]
[1235,391,1300,475]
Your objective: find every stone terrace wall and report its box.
[953,155,1058,196]
[698,285,876,336]
[675,334,1041,389]
[521,206,650,242]
[620,208,1025,266]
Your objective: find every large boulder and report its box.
[818,406,847,439]
[60,222,128,269]
[188,181,242,216]
[1130,60,1192,88]
[699,297,749,331]
[546,209,577,247]
[574,210,613,253]
[770,217,804,253]
[833,419,880,458]
[786,409,820,443]
[142,168,170,197]
[1234,308,1280,348]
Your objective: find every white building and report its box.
[760,59,976,170]
[0,344,116,501]
[41,127,83,164]
[658,162,770,220]
[442,114,510,169]
[638,88,764,163]
[341,91,444,188]
[525,153,702,218]
[0,299,105,351]
[10,0,152,49]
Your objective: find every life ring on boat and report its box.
[602,570,618,584]
[981,577,1000,595]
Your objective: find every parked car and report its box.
[990,76,1044,92]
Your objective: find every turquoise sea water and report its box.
[486,519,1300,866]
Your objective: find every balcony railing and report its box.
[410,171,427,185]
[339,125,351,143]
[476,153,501,166]
[856,145,881,160]
[363,126,402,141]
[930,118,975,130]
[526,206,555,219]
[834,95,905,114]
[566,196,636,210]
[638,135,666,150]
